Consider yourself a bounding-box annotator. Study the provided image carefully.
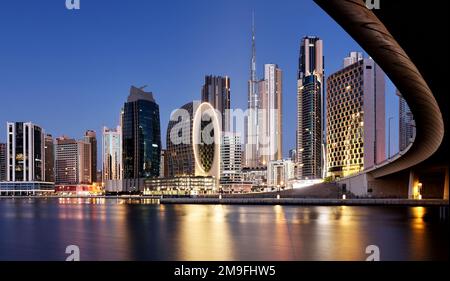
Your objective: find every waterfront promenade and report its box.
[0,194,448,207]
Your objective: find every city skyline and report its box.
[0,0,447,265]
[0,0,400,163]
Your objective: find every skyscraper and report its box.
[44,134,55,183]
[84,130,97,183]
[122,86,161,181]
[296,36,324,180]
[343,51,363,68]
[220,132,243,184]
[102,126,122,181]
[0,143,6,181]
[201,75,231,132]
[6,122,45,182]
[1,122,53,194]
[167,102,195,177]
[289,149,296,162]
[258,64,283,165]
[166,101,221,182]
[55,136,91,184]
[245,13,260,168]
[159,149,168,178]
[326,53,386,178]
[397,90,416,151]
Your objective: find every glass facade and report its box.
[102,126,122,181]
[166,102,195,177]
[297,36,324,180]
[0,143,6,181]
[44,134,55,183]
[201,75,231,132]
[398,91,416,151]
[6,122,45,182]
[15,123,24,181]
[84,130,97,183]
[327,60,364,178]
[300,75,322,178]
[123,86,161,179]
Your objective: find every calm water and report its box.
[0,198,447,261]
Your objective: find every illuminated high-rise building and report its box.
[0,143,7,181]
[296,36,324,179]
[166,101,221,184]
[201,75,231,132]
[166,102,196,177]
[122,86,161,182]
[6,122,45,182]
[326,53,386,178]
[102,126,122,181]
[397,90,416,151]
[55,136,91,184]
[44,134,55,183]
[220,132,242,184]
[84,130,97,183]
[1,122,53,194]
[258,64,283,165]
[245,13,259,168]
[159,149,168,178]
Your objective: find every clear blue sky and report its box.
[0,0,399,163]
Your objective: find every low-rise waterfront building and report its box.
[267,159,295,189]
[241,166,267,191]
[54,183,103,196]
[0,181,54,195]
[0,122,54,195]
[143,176,216,195]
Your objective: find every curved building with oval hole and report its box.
[166,101,221,188]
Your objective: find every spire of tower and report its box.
[251,10,256,82]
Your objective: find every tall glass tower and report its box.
[84,130,97,183]
[102,126,122,181]
[296,36,324,180]
[201,75,231,132]
[122,86,161,180]
[6,122,45,182]
[245,12,259,168]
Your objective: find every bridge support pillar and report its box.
[444,167,449,200]
[408,170,420,199]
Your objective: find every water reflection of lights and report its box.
[57,198,107,205]
[213,205,227,223]
[274,205,285,223]
[176,205,233,260]
[316,206,333,225]
[411,207,426,231]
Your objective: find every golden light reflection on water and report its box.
[411,207,426,231]
[54,197,133,260]
[272,205,296,260]
[1,199,444,260]
[175,204,233,260]
[57,198,107,221]
[408,207,430,260]
[306,206,365,260]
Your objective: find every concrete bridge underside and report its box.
[314,0,449,199]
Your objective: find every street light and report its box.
[418,183,423,200]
